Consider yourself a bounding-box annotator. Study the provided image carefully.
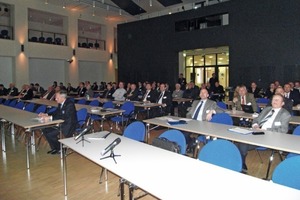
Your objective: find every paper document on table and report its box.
[86,132,110,140]
[228,127,253,135]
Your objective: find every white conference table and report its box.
[23,98,125,130]
[60,132,300,200]
[0,105,63,168]
[143,116,300,155]
[225,109,300,125]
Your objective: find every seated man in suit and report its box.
[233,84,258,112]
[236,94,291,172]
[211,81,225,101]
[267,87,293,114]
[171,83,184,115]
[41,86,57,101]
[0,84,8,96]
[19,84,34,100]
[152,83,172,117]
[248,82,262,98]
[185,88,224,152]
[102,83,115,99]
[141,82,157,103]
[125,83,139,101]
[284,83,300,106]
[77,82,87,97]
[7,83,18,96]
[38,90,78,154]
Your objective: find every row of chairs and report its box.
[30,36,64,45]
[78,42,101,49]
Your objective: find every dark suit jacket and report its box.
[287,90,300,106]
[103,88,115,99]
[141,90,157,103]
[125,89,139,101]
[186,99,224,120]
[52,98,78,137]
[248,87,262,98]
[20,89,34,100]
[252,106,291,133]
[43,90,56,100]
[7,87,18,96]
[156,91,172,113]
[78,87,87,97]
[0,88,7,96]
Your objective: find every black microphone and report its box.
[101,138,121,156]
[74,125,92,140]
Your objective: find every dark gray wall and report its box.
[118,0,300,89]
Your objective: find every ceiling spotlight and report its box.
[119,9,122,15]
[45,0,48,4]
[93,1,95,8]
[149,0,152,7]
[92,10,95,16]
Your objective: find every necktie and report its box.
[241,96,245,105]
[259,110,275,127]
[143,91,150,101]
[193,101,203,120]
[157,92,164,103]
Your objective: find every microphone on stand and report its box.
[74,125,92,141]
[101,138,121,156]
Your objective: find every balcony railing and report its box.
[28,29,68,46]
[78,36,106,51]
[0,25,13,40]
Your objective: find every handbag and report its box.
[152,137,181,154]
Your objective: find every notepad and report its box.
[228,127,253,135]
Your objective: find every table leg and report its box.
[62,145,68,197]
[26,131,30,169]
[101,119,104,131]
[265,150,274,180]
[11,123,15,135]
[146,123,150,143]
[31,130,36,153]
[119,178,125,200]
[1,120,6,152]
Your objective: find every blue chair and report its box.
[47,107,57,114]
[89,99,99,107]
[3,99,11,106]
[159,129,186,155]
[14,101,25,110]
[217,101,227,109]
[90,101,115,131]
[0,98,3,104]
[77,99,86,105]
[103,101,114,109]
[284,126,300,159]
[196,113,233,149]
[272,156,300,190]
[76,108,88,130]
[256,98,270,104]
[198,139,242,172]
[24,102,35,112]
[123,121,146,142]
[8,99,17,107]
[35,105,47,114]
[111,102,135,128]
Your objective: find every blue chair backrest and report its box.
[159,129,186,155]
[198,139,242,172]
[123,121,146,142]
[8,99,17,107]
[256,98,270,104]
[77,108,88,127]
[3,99,11,106]
[35,105,46,114]
[24,103,35,112]
[89,100,99,106]
[217,101,227,109]
[103,101,114,109]
[47,107,57,114]
[292,126,300,136]
[68,97,75,102]
[210,113,233,125]
[121,102,135,116]
[272,156,300,190]
[77,99,86,105]
[15,101,24,110]
[0,98,3,104]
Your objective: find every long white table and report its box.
[0,105,64,168]
[144,116,300,155]
[60,132,300,200]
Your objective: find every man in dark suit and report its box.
[236,94,291,171]
[152,83,172,117]
[284,83,300,106]
[41,86,57,101]
[0,84,8,96]
[77,82,87,97]
[141,83,157,103]
[38,90,78,154]
[125,83,139,101]
[102,83,115,99]
[20,84,34,100]
[177,73,187,90]
[7,83,18,96]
